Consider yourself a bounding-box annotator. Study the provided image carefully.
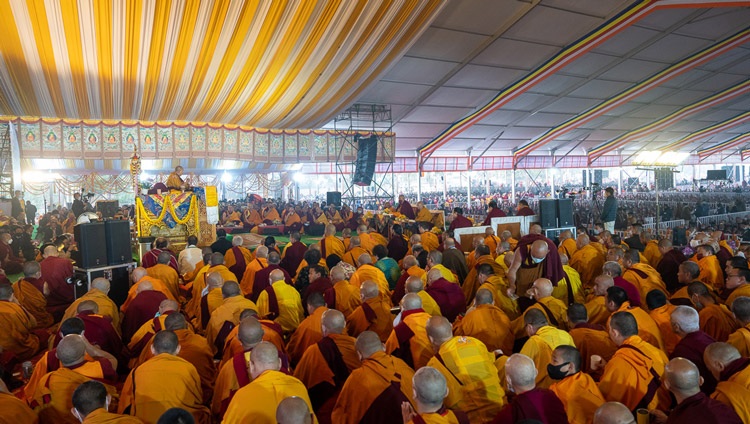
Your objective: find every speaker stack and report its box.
[72,220,132,306]
[327,191,342,207]
[352,135,378,186]
[72,222,108,268]
[538,199,575,229]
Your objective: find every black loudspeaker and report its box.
[594,170,603,186]
[105,220,131,265]
[96,200,119,218]
[538,199,558,229]
[327,191,342,207]
[556,198,574,227]
[706,170,727,180]
[352,135,378,186]
[74,267,130,306]
[72,222,108,268]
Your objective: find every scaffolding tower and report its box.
[334,104,394,207]
[0,126,14,199]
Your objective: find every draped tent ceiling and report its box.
[1,0,750,174]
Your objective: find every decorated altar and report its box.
[135,187,217,247]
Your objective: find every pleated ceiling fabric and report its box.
[0,0,445,128]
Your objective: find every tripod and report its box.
[589,190,601,235]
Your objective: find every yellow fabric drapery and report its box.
[135,193,199,235]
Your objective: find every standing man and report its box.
[72,192,85,217]
[25,201,37,225]
[601,187,618,234]
[10,190,25,224]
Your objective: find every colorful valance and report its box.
[136,190,199,232]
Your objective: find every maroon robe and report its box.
[670,330,717,394]
[251,264,293,303]
[120,290,167,344]
[656,249,688,293]
[40,255,74,307]
[302,277,335,309]
[666,392,741,424]
[397,201,415,219]
[482,208,507,225]
[391,272,410,305]
[516,206,536,216]
[425,278,466,322]
[308,336,352,421]
[280,241,307,278]
[387,236,409,263]
[0,242,23,274]
[516,234,564,287]
[716,245,733,280]
[448,214,472,231]
[140,248,178,271]
[227,246,248,283]
[491,388,567,424]
[614,276,642,307]
[74,311,124,358]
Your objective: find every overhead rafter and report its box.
[659,110,750,150]
[698,132,750,159]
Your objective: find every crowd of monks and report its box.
[3,207,750,424]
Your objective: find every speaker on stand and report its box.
[556,198,574,227]
[72,222,108,268]
[352,135,378,186]
[327,191,342,207]
[538,199,558,229]
[105,220,131,265]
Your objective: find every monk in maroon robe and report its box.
[120,285,167,344]
[482,200,506,225]
[53,302,124,359]
[396,196,415,219]
[40,245,74,310]
[656,240,687,292]
[280,234,307,278]
[424,271,466,322]
[251,252,292,302]
[303,268,336,309]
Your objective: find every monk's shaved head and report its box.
[159,299,179,314]
[530,240,548,259]
[77,299,99,314]
[132,267,148,282]
[249,341,281,379]
[531,278,553,298]
[238,317,264,348]
[210,252,225,266]
[412,367,448,409]
[136,280,153,293]
[403,256,418,269]
[567,303,588,324]
[665,357,701,393]
[360,281,379,300]
[426,268,442,284]
[23,261,40,277]
[72,380,110,417]
[358,253,372,266]
[426,316,453,349]
[43,245,59,257]
[405,276,424,293]
[609,311,638,344]
[321,309,346,336]
[593,402,635,424]
[240,308,258,320]
[152,330,180,355]
[330,266,345,282]
[157,251,172,265]
[164,312,188,331]
[57,335,86,366]
[91,277,110,293]
[704,342,742,380]
[401,293,422,312]
[355,331,385,358]
[255,246,269,259]
[671,305,699,334]
[306,292,326,310]
[553,345,581,374]
[276,396,312,424]
[206,272,224,288]
[732,296,750,324]
[350,236,361,247]
[505,354,537,391]
[524,308,549,329]
[475,288,494,305]
[559,254,569,265]
[602,261,622,277]
[222,281,241,298]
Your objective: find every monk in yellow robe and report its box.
[454,288,514,354]
[585,293,611,327]
[121,267,176,313]
[705,342,750,423]
[694,245,725,291]
[415,287,442,317]
[403,366,470,424]
[484,230,501,258]
[549,345,606,424]
[147,254,183,301]
[688,282,738,342]
[184,254,212,320]
[646,291,681,355]
[294,310,361,422]
[554,259,586,305]
[606,285,665,351]
[385,294,433,369]
[415,202,433,223]
[287,298,328,366]
[224,342,316,423]
[220,310,286,367]
[567,303,617,376]
[240,246,269,297]
[243,206,262,227]
[119,331,210,423]
[321,225,345,259]
[570,234,606,288]
[727,297,750,356]
[135,313,216,405]
[165,166,185,189]
[510,279,569,338]
[462,255,503,306]
[126,300,179,367]
[224,237,254,283]
[222,206,241,225]
[346,281,394,342]
[14,261,54,328]
[262,204,281,223]
[193,272,225,332]
[61,278,121,333]
[332,331,416,424]
[518,309,576,389]
[206,282,257,356]
[357,225,376,253]
[256,269,304,333]
[420,227,440,253]
[557,230,577,259]
[643,238,663,268]
[0,379,37,424]
[329,266,361,317]
[342,237,369,268]
[595,311,670,411]
[349,256,390,296]
[0,284,41,360]
[621,249,667,307]
[71,380,143,424]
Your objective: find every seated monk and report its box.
[303,265,335,309]
[418,224,439,253]
[119,331,211,423]
[262,203,281,224]
[223,342,316,423]
[39,244,75,317]
[474,263,519,320]
[284,205,302,234]
[252,251,293,303]
[420,251,457,285]
[414,201,432,223]
[454,288,513,355]
[621,249,667,308]
[605,285,666,351]
[517,309,576,389]
[61,277,120,333]
[493,353,568,424]
[385,294,433,369]
[602,262,643,309]
[184,251,213,321]
[0,232,24,275]
[570,235,607,288]
[646,290,681,355]
[728,297,750,356]
[0,284,42,361]
[121,267,176,313]
[320,225,345,260]
[402,366,469,424]
[585,275,614,327]
[146,251,183,301]
[126,299,180,367]
[58,301,123,360]
[425,268,465,323]
[194,272,225,333]
[287,294,328,366]
[13,261,54,329]
[0,373,38,423]
[240,246,268,297]
[294,309,361,422]
[425,316,506,422]
[188,252,237,319]
[331,331,416,424]
[402,276,441,317]
[256,269,305,334]
[349,254,390,297]
[704,342,750,423]
[165,165,187,190]
[179,235,203,281]
[342,236,369,269]
[221,206,241,225]
[30,335,117,424]
[392,255,427,305]
[510,278,569,338]
[225,236,254,285]
[688,281,738,342]
[121,280,167,344]
[694,244,725,292]
[329,265,361,318]
[567,303,617,375]
[346,281,393,342]
[140,237,179,271]
[221,308,286,365]
[548,346,606,424]
[242,205,262,228]
[280,232,306,278]
[206,282,257,358]
[72,380,142,424]
[593,402,638,424]
[558,230,577,259]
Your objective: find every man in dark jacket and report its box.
[600,187,617,233]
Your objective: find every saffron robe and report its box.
[331,350,415,424]
[549,372,606,424]
[31,367,117,424]
[121,290,166,344]
[206,296,258,356]
[648,303,681,355]
[225,245,253,283]
[223,370,315,424]
[491,387,567,424]
[643,240,663,268]
[607,301,665,351]
[184,263,211,320]
[422,263,457,284]
[570,244,606,288]
[120,276,176,313]
[61,288,120,333]
[385,309,433,369]
[349,264,390,297]
[392,266,426,305]
[251,264,293,303]
[584,295,611,326]
[416,207,433,224]
[421,231,440,252]
[23,351,114,404]
[0,299,40,360]
[622,263,667,308]
[126,313,171,368]
[239,257,268,297]
[78,408,142,423]
[256,280,304,333]
[13,278,54,328]
[699,303,739,342]
[727,323,750,357]
[477,277,519,320]
[287,306,328,365]
[520,325,576,389]
[262,207,281,223]
[220,318,287,367]
[0,391,38,424]
[511,297,569,338]
[119,353,210,424]
[553,265,586,305]
[332,279,361,318]
[194,287,223,333]
[598,335,670,411]
[146,263,182,301]
[696,254,725,291]
[558,238,577,259]
[462,256,503,306]
[345,296,394,342]
[140,248,178,272]
[671,330,718,394]
[711,357,750,423]
[726,283,750,309]
[569,323,618,375]
[417,291,442,317]
[342,246,369,268]
[427,336,506,423]
[321,235,345,259]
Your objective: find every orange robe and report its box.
[643,240,662,268]
[22,351,107,404]
[569,325,618,375]
[206,296,258,356]
[726,284,750,309]
[120,276,176,313]
[727,323,750,357]
[284,211,301,227]
[427,336,506,423]
[346,296,394,342]
[31,367,117,424]
[184,263,211,320]
[550,372,606,424]
[61,288,121,333]
[462,255,503,306]
[485,235,500,257]
[711,359,750,423]
[321,235,345,259]
[294,333,361,421]
[79,408,142,423]
[699,303,739,342]
[13,279,54,328]
[244,209,262,226]
[477,277,519,320]
[223,370,315,424]
[256,280,304,333]
[194,287,224,333]
[119,353,210,424]
[622,263,667,308]
[332,279,361,318]
[607,301,665,351]
[598,335,670,411]
[417,291,441,317]
[0,391,38,424]
[553,265,586,305]
[558,238,577,259]
[239,257,268,297]
[511,297,569,338]
[126,314,170,368]
[416,207,433,223]
[225,246,253,277]
[135,328,216,405]
[262,207,281,222]
[331,351,416,424]
[146,264,182,301]
[421,231,439,252]
[358,233,375,253]
[453,303,513,354]
[584,296,611,327]
[349,264,390,297]
[0,300,39,360]
[696,255,725,291]
[648,303,681,355]
[520,325,576,389]
[342,246,369,268]
[287,306,328,366]
[570,244,606,288]
[220,319,287,368]
[385,310,433,369]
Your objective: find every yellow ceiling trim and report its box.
[92,0,113,118]
[7,0,49,117]
[59,0,90,118]
[140,0,173,119]
[122,0,143,118]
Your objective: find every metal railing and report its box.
[697,211,750,227]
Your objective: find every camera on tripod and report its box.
[580,183,600,191]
